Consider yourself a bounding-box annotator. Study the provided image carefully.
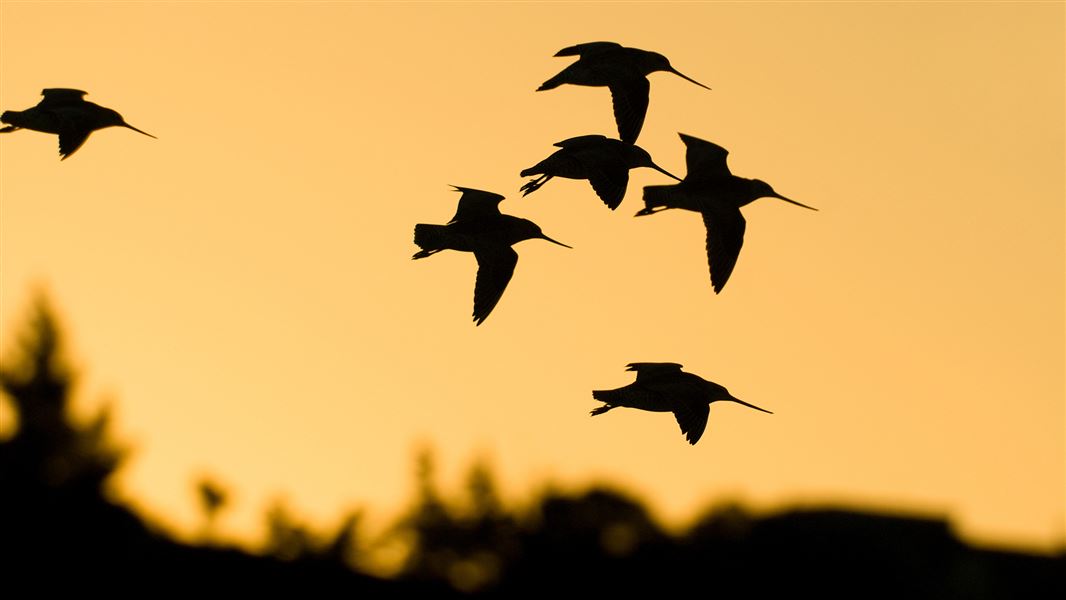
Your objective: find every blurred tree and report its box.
[195,475,230,543]
[0,295,125,495]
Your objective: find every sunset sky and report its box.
[1,2,1062,553]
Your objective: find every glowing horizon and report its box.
[1,2,1062,553]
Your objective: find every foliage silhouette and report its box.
[1,294,1061,597]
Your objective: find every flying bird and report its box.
[637,134,817,293]
[591,362,772,445]
[537,42,710,144]
[412,186,572,326]
[0,89,155,160]
[520,135,680,210]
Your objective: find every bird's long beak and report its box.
[122,122,157,139]
[651,162,683,182]
[540,234,573,249]
[669,67,711,90]
[729,395,774,414]
[773,192,818,211]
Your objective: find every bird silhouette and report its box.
[591,362,772,445]
[520,135,680,210]
[637,134,817,293]
[0,88,155,159]
[537,42,710,144]
[412,186,572,325]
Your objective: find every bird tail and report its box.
[590,390,619,416]
[412,224,447,260]
[1,110,24,127]
[635,184,676,216]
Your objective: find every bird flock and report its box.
[1,41,815,445]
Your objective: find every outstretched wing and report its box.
[679,134,731,185]
[58,128,92,160]
[626,362,684,382]
[554,41,623,57]
[585,162,629,210]
[472,245,519,326]
[553,134,609,149]
[39,88,88,108]
[610,77,650,144]
[450,186,506,224]
[702,207,746,294]
[674,400,710,445]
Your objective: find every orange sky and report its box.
[1,2,1063,552]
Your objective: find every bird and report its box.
[591,362,772,445]
[537,42,710,144]
[0,88,155,159]
[637,133,817,293]
[520,135,681,210]
[412,186,572,325]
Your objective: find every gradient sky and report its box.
[1,2,1063,553]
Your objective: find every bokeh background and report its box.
[1,1,1062,555]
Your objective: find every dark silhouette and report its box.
[2,295,1063,596]
[537,42,710,144]
[591,362,771,445]
[0,88,155,159]
[519,135,680,210]
[195,476,230,542]
[412,186,571,325]
[638,133,817,293]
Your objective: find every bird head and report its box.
[627,145,682,181]
[750,179,817,210]
[100,107,156,139]
[640,51,711,90]
[513,219,572,249]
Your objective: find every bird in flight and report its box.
[591,362,772,445]
[0,88,155,159]
[537,42,710,144]
[637,133,817,293]
[520,134,680,210]
[412,186,571,326]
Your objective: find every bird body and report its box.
[591,362,772,445]
[413,186,571,325]
[1,88,155,159]
[520,135,679,210]
[638,134,817,293]
[537,42,710,144]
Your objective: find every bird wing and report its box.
[553,134,609,149]
[626,362,684,382]
[584,161,629,210]
[58,128,92,160]
[702,207,746,294]
[554,41,623,57]
[472,245,519,326]
[450,186,506,223]
[680,134,731,185]
[609,77,650,144]
[674,400,710,445]
[39,88,88,107]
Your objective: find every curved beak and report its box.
[539,233,572,249]
[669,67,711,90]
[650,162,682,182]
[122,122,157,139]
[773,192,818,211]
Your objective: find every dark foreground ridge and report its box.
[2,297,1062,596]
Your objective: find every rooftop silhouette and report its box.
[519,134,679,210]
[0,88,155,159]
[412,186,571,326]
[537,42,710,144]
[592,362,772,445]
[638,133,818,293]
